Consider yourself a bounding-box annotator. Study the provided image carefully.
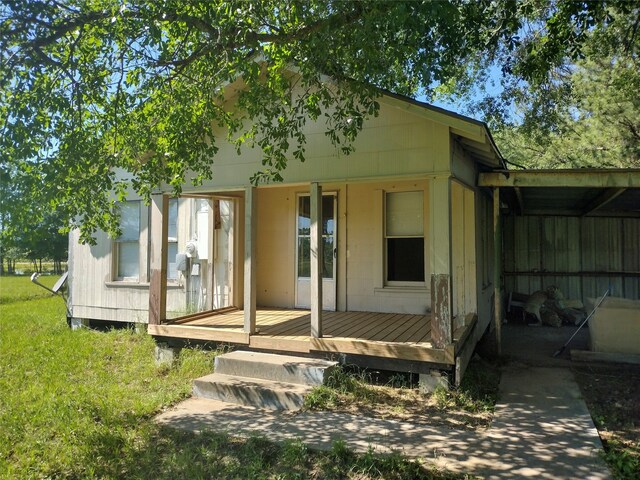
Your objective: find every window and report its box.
[167,198,178,280]
[385,191,424,283]
[297,195,335,279]
[115,201,140,280]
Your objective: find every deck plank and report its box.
[263,314,311,336]
[249,335,310,353]
[353,313,402,340]
[386,315,421,342]
[368,314,417,341]
[148,324,249,344]
[338,312,399,339]
[310,337,451,364]
[320,311,367,337]
[396,316,431,343]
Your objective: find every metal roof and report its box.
[478,169,640,217]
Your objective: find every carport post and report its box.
[493,187,502,356]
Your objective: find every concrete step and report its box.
[214,350,337,386]
[193,373,312,411]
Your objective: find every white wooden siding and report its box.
[183,98,452,191]
[69,198,201,323]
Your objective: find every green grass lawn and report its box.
[0,275,61,304]
[0,276,467,479]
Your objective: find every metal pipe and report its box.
[30,273,58,295]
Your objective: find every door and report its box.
[212,198,234,309]
[295,194,337,310]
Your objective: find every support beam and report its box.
[205,197,215,311]
[310,182,323,338]
[479,169,640,188]
[244,186,257,334]
[149,193,169,326]
[429,177,453,348]
[493,187,503,356]
[514,187,525,216]
[582,188,626,216]
[431,274,452,349]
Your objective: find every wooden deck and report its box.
[148,308,475,365]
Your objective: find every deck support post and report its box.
[149,193,169,326]
[493,187,503,355]
[430,274,452,349]
[310,182,323,338]
[244,186,257,334]
[429,177,453,349]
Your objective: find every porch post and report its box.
[149,193,169,325]
[493,187,503,355]
[310,182,323,337]
[429,177,453,349]
[244,186,257,334]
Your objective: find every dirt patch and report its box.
[303,359,500,431]
[573,363,640,477]
[311,384,494,430]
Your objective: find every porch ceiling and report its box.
[479,169,640,217]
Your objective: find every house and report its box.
[67,83,501,385]
[67,79,640,383]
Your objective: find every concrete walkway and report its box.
[156,360,610,479]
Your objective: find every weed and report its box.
[304,385,340,409]
[280,438,308,465]
[304,365,377,410]
[434,361,500,414]
[387,372,413,389]
[602,440,640,479]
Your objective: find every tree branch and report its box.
[247,3,367,45]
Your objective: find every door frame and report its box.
[294,191,337,310]
[210,196,236,310]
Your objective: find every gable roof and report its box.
[378,89,505,170]
[222,62,506,171]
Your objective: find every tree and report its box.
[1,1,635,242]
[494,52,640,169]
[0,165,68,274]
[475,10,640,169]
[21,211,69,274]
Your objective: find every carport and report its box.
[478,168,640,354]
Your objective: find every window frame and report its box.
[295,192,337,281]
[166,198,179,282]
[384,190,426,287]
[114,200,141,282]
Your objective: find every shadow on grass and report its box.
[77,424,462,480]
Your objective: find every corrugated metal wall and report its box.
[503,216,640,301]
